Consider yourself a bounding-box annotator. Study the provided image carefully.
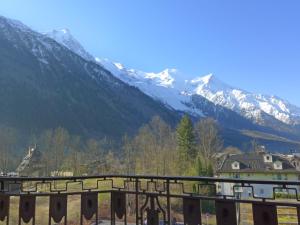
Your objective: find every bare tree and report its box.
[38,129,53,175]
[195,118,223,169]
[51,127,70,174]
[122,134,136,175]
[0,127,17,173]
[68,136,82,175]
[131,116,178,176]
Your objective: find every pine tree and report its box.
[176,115,196,174]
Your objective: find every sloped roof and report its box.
[218,152,296,173]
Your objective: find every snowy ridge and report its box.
[95,58,199,115]
[45,29,95,61]
[42,28,300,125]
[188,74,300,124]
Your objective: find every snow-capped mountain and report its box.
[45,28,300,126]
[1,14,300,152]
[103,63,300,125]
[95,60,200,115]
[0,15,178,138]
[92,57,300,126]
[190,74,300,125]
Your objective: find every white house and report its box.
[216,152,300,198]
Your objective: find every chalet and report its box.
[216,152,300,198]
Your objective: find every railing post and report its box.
[111,191,115,225]
[215,200,237,225]
[166,179,170,225]
[252,203,278,225]
[135,178,139,225]
[111,190,127,225]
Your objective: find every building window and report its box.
[264,154,272,162]
[274,161,283,170]
[232,162,240,169]
[232,162,240,170]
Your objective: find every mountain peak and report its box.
[141,68,177,88]
[189,73,229,91]
[45,28,94,61]
[159,68,178,79]
[190,73,215,84]
[201,73,214,84]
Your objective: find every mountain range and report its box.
[1,15,300,151]
[46,28,300,127]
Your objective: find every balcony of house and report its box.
[0,175,300,225]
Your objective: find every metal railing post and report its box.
[136,177,139,225]
[166,179,171,225]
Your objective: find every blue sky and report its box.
[0,0,299,105]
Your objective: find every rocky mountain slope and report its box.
[0,15,179,138]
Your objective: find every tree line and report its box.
[0,115,224,177]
